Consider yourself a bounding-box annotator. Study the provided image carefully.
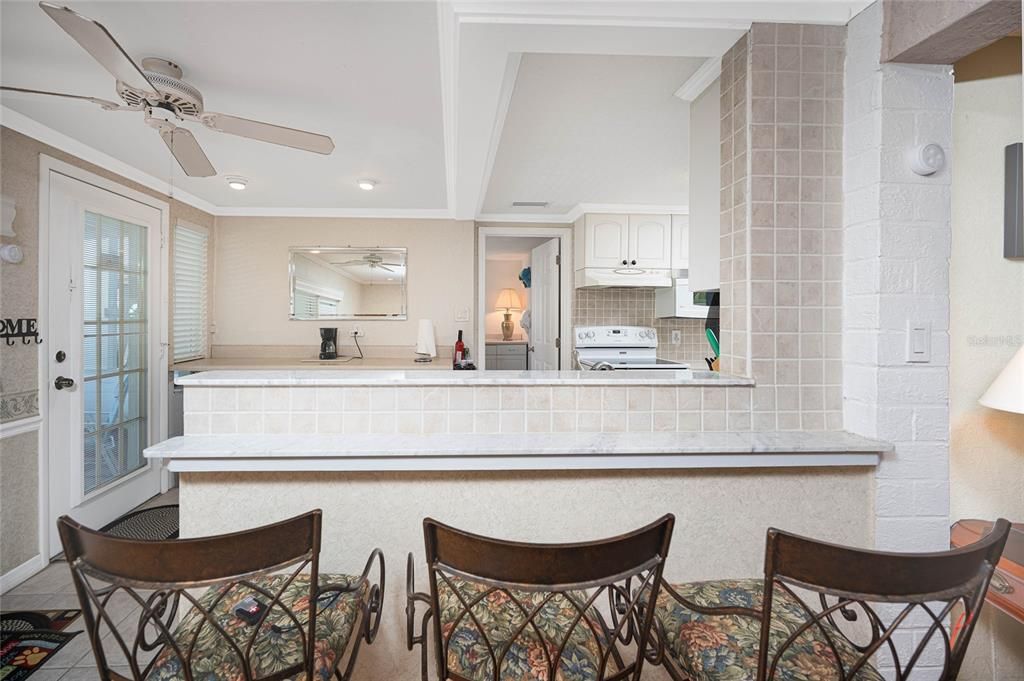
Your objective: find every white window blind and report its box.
[173,223,208,362]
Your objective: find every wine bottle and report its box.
[454,329,465,366]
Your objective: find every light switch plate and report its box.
[455,307,470,322]
[906,320,931,363]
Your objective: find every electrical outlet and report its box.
[671,330,682,345]
[350,327,364,338]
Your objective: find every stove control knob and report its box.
[586,331,595,339]
[577,331,585,340]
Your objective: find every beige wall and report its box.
[950,70,1024,680]
[211,217,475,356]
[0,126,214,577]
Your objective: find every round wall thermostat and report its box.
[908,143,946,176]
[0,244,23,264]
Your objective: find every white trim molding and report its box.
[674,57,722,101]
[0,555,48,595]
[477,203,689,225]
[0,414,42,439]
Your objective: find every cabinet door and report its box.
[583,214,629,268]
[671,214,689,270]
[628,214,672,269]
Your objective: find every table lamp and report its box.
[980,344,1024,413]
[495,288,522,341]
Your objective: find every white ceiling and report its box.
[481,54,700,215]
[0,0,872,218]
[0,1,447,210]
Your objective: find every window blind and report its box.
[172,223,208,362]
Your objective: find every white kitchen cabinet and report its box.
[628,214,672,269]
[578,214,629,269]
[670,214,689,271]
[574,213,672,270]
[687,77,721,291]
[485,342,528,370]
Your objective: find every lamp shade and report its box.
[495,288,522,311]
[979,344,1024,414]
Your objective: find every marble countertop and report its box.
[174,357,450,371]
[175,368,755,387]
[145,431,889,472]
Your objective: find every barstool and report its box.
[57,510,385,681]
[406,515,674,681]
[649,519,1010,681]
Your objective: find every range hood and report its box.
[574,268,673,289]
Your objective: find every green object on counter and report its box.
[705,328,720,356]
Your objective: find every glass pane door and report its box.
[82,212,148,495]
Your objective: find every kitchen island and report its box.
[147,368,889,680]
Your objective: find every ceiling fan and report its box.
[332,253,404,273]
[0,2,335,178]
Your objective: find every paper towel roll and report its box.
[415,319,436,357]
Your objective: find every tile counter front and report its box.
[151,370,886,680]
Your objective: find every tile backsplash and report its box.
[572,288,711,365]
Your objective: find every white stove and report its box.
[573,326,690,371]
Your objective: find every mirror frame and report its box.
[288,246,408,321]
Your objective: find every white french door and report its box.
[46,170,165,556]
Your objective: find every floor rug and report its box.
[99,503,179,540]
[1,610,81,680]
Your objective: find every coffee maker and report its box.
[319,327,338,360]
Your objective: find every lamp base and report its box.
[414,354,433,363]
[501,313,515,341]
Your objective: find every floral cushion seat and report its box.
[437,574,619,681]
[652,579,885,681]
[148,573,367,681]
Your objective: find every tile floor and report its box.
[1,488,179,680]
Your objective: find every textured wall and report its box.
[949,69,1024,680]
[180,467,874,681]
[0,125,214,579]
[844,4,954,676]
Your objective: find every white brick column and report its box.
[843,3,952,551]
[843,7,953,672]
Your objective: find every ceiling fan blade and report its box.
[201,112,334,155]
[1,85,123,110]
[377,265,395,273]
[158,125,216,177]
[39,2,155,94]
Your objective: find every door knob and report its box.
[54,376,75,390]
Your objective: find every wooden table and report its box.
[951,519,1024,623]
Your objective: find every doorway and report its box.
[40,158,169,556]
[477,226,573,370]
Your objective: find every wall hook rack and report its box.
[1,318,42,346]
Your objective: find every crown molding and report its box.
[214,207,455,219]
[477,202,689,225]
[674,57,722,101]
[1,106,217,215]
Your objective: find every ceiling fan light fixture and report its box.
[226,176,248,191]
[358,179,377,191]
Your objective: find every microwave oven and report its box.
[654,278,717,319]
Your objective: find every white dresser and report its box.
[485,341,528,370]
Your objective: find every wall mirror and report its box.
[289,247,407,320]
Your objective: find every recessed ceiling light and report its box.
[310,249,321,254]
[226,176,248,191]
[358,179,377,191]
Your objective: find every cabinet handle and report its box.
[631,260,637,265]
[621,259,628,265]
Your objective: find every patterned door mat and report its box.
[99,504,179,540]
[1,610,81,680]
